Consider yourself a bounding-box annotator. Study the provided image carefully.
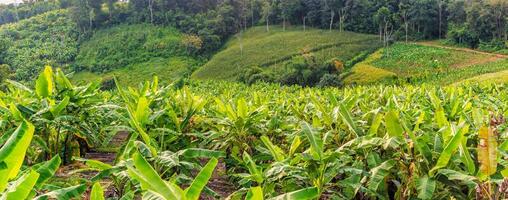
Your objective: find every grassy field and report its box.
[72,57,200,86]
[71,24,202,86]
[460,69,508,84]
[344,50,397,85]
[345,43,508,85]
[75,24,191,73]
[192,26,382,81]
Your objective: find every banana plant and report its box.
[207,97,268,161]
[2,66,115,164]
[0,121,86,199]
[126,149,218,200]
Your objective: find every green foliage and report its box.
[372,43,490,78]
[192,26,381,81]
[0,9,77,80]
[72,57,201,87]
[0,0,60,25]
[346,43,508,85]
[3,66,508,199]
[75,24,195,73]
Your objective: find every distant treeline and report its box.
[1,0,507,51]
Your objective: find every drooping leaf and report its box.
[301,122,323,160]
[384,110,403,137]
[1,170,39,200]
[367,160,395,192]
[260,136,285,162]
[478,126,497,180]
[246,186,263,200]
[437,169,477,187]
[73,157,112,171]
[0,121,35,191]
[416,175,435,200]
[49,96,70,116]
[178,148,225,159]
[338,104,360,136]
[243,151,263,184]
[185,158,218,200]
[430,124,468,175]
[126,152,183,200]
[90,182,105,200]
[32,155,61,187]
[267,187,319,200]
[35,66,53,98]
[289,136,301,157]
[34,184,87,200]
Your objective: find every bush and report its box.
[100,76,115,91]
[317,73,343,88]
[0,9,78,80]
[478,39,506,52]
[446,23,479,48]
[75,24,190,73]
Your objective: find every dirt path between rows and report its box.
[56,131,236,199]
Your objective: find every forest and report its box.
[1,0,508,200]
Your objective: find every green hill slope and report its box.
[192,26,382,81]
[345,43,508,85]
[0,9,77,80]
[72,24,202,85]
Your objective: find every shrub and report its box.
[447,23,479,48]
[181,34,203,55]
[478,39,506,52]
[100,76,116,90]
[317,73,343,88]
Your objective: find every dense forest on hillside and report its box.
[1,0,508,200]
[0,0,507,83]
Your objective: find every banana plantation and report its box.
[1,66,508,200]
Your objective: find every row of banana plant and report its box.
[2,66,508,199]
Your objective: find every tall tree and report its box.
[279,0,300,31]
[261,0,273,31]
[399,1,410,42]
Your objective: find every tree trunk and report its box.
[405,22,408,43]
[149,0,154,24]
[329,10,334,32]
[14,5,19,22]
[303,16,306,31]
[266,17,269,32]
[283,17,286,31]
[251,0,254,27]
[438,1,442,39]
[239,31,243,57]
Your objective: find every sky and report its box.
[0,0,22,5]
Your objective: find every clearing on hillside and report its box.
[192,26,382,81]
[72,24,202,85]
[460,70,508,84]
[345,43,508,85]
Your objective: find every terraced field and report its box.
[345,43,508,85]
[192,26,382,81]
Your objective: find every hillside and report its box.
[461,70,508,84]
[345,43,508,85]
[72,24,202,85]
[192,26,382,81]
[0,9,77,80]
